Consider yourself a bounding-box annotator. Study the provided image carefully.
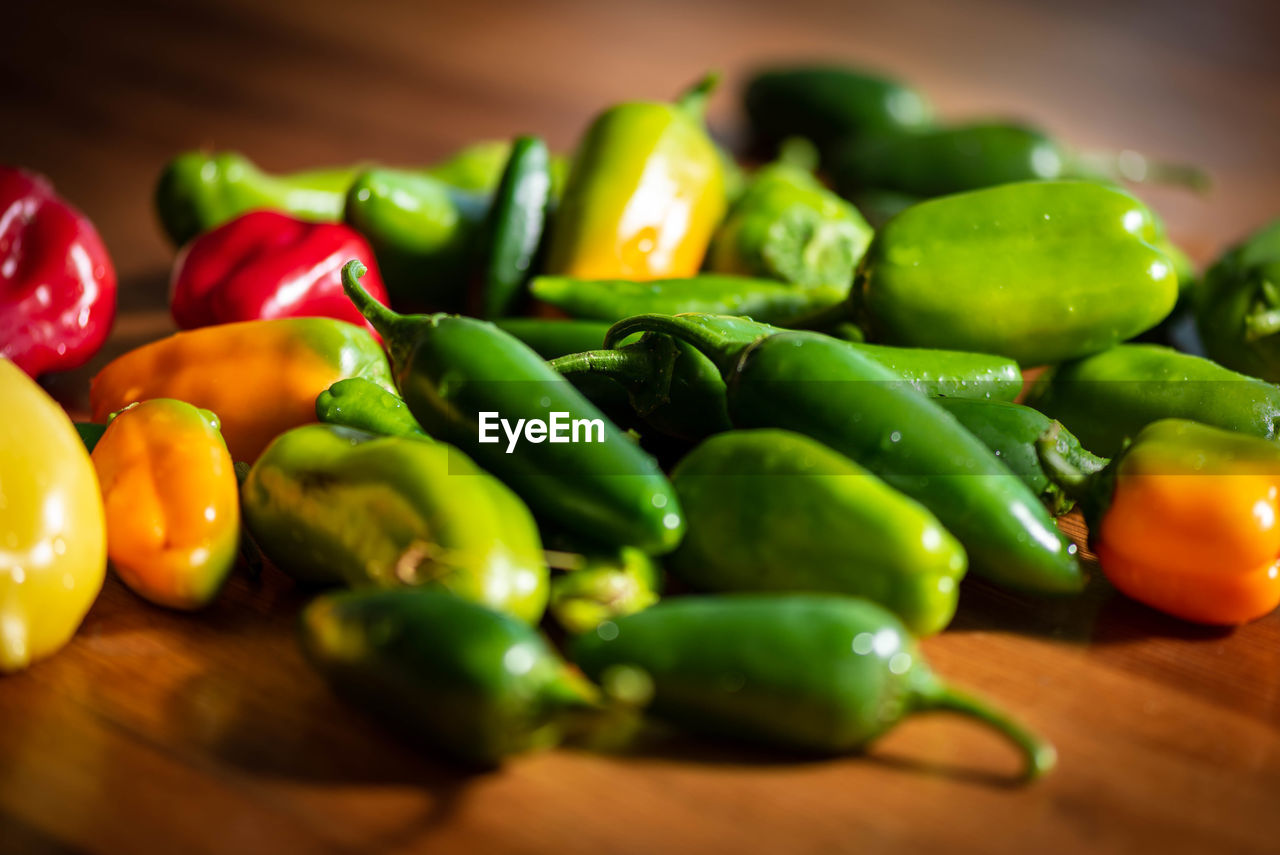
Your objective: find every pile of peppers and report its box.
[3,60,1277,785]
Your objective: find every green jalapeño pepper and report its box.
[243,424,549,622]
[470,136,553,318]
[529,274,846,326]
[301,589,598,766]
[848,181,1179,365]
[706,139,873,289]
[546,74,726,280]
[570,594,1055,779]
[549,546,662,636]
[155,151,361,246]
[935,398,1107,516]
[743,65,935,155]
[1026,343,1280,458]
[344,261,684,555]
[316,378,430,441]
[604,315,1083,594]
[669,430,966,635]
[344,168,490,310]
[1196,219,1280,381]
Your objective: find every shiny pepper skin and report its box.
[170,210,390,331]
[92,400,240,610]
[546,74,726,280]
[0,359,107,671]
[0,167,117,377]
[1042,419,1280,625]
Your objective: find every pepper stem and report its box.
[1245,304,1280,341]
[602,313,747,376]
[777,137,820,173]
[1035,425,1094,503]
[549,348,656,385]
[342,259,416,369]
[676,72,721,120]
[920,683,1057,781]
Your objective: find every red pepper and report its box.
[0,167,117,377]
[170,210,390,330]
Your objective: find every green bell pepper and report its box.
[570,594,1054,779]
[242,424,549,623]
[301,589,597,766]
[669,430,966,635]
[548,546,661,636]
[1196,219,1280,381]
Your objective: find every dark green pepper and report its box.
[669,430,965,635]
[847,181,1179,365]
[549,546,662,636]
[604,315,1084,594]
[935,398,1107,516]
[529,274,846,325]
[344,261,684,555]
[493,318,613,359]
[831,122,1208,199]
[301,589,597,766]
[743,65,935,154]
[706,139,873,288]
[570,594,1054,779]
[242,424,549,623]
[344,168,490,310]
[1025,343,1280,458]
[1196,219,1280,381]
[470,136,553,318]
[315,377,430,440]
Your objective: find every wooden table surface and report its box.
[4,0,1280,852]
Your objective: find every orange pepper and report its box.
[89,317,393,461]
[91,399,239,609]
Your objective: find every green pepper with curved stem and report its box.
[242,424,548,622]
[743,65,935,155]
[316,377,430,441]
[547,74,726,280]
[669,430,965,635]
[1196,219,1280,381]
[471,136,553,318]
[1025,343,1280,458]
[549,546,661,636]
[343,261,684,555]
[530,274,846,325]
[830,122,1208,199]
[344,168,489,310]
[935,398,1107,516]
[843,181,1179,365]
[570,594,1055,779]
[603,314,1083,594]
[707,139,872,288]
[301,589,598,766]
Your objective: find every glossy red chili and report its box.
[0,166,117,377]
[170,210,389,330]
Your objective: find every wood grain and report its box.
[3,0,1279,852]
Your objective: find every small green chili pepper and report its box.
[1025,343,1280,458]
[471,136,553,318]
[669,430,965,635]
[344,261,684,555]
[831,122,1208,199]
[935,398,1107,516]
[529,274,846,325]
[549,546,662,636]
[301,589,598,767]
[743,65,935,154]
[842,181,1179,365]
[315,377,430,440]
[706,138,873,289]
[242,424,549,622]
[1196,219,1280,381]
[344,168,490,310]
[570,594,1055,779]
[604,315,1083,594]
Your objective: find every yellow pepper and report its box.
[0,358,106,672]
[545,74,726,280]
[92,400,240,610]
